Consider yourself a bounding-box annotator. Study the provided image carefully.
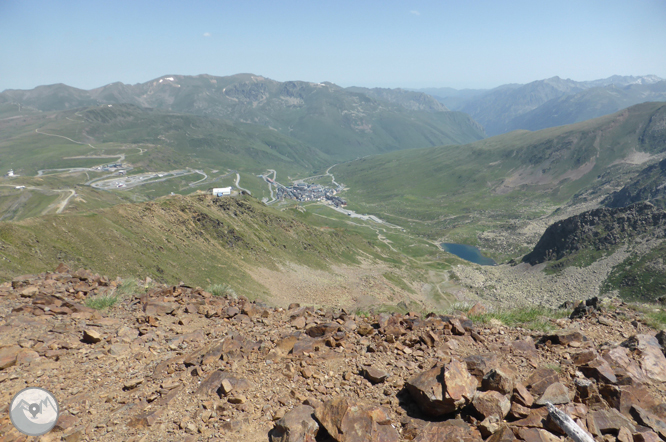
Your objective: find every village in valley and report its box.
[259,171,347,208]
[276,182,347,207]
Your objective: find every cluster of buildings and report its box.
[277,182,346,207]
[93,163,126,174]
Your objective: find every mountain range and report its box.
[413,75,666,136]
[0,74,486,161]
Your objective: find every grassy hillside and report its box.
[334,102,666,257]
[0,195,387,297]
[602,240,666,301]
[0,104,329,177]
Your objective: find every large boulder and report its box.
[406,359,477,417]
[630,405,666,440]
[472,391,511,420]
[622,335,666,382]
[269,405,319,442]
[313,397,399,442]
[482,368,515,395]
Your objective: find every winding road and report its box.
[1,185,77,215]
[260,169,277,204]
[234,173,251,195]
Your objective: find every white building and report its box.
[7,170,15,177]
[212,187,232,196]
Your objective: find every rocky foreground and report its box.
[1,266,666,441]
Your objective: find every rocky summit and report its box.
[2,266,666,441]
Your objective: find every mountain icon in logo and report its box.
[9,387,60,436]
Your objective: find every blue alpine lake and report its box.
[441,243,497,266]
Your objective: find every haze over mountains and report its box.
[413,74,666,136]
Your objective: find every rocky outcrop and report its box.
[604,158,666,210]
[2,267,666,441]
[523,202,666,265]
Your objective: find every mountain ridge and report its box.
[0,74,486,161]
[412,75,666,136]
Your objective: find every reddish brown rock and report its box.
[487,426,518,442]
[406,359,476,416]
[617,426,633,442]
[356,322,375,336]
[19,285,39,298]
[306,323,339,338]
[196,370,250,397]
[291,316,306,329]
[0,346,22,369]
[572,349,598,365]
[599,384,661,417]
[509,402,531,420]
[82,329,103,344]
[515,428,562,442]
[467,302,487,317]
[143,301,176,316]
[535,382,571,406]
[482,367,515,395]
[603,346,647,385]
[510,408,549,429]
[292,338,322,356]
[16,349,40,365]
[314,397,399,442]
[622,335,666,383]
[633,431,663,442]
[579,356,617,384]
[363,366,389,384]
[630,405,666,440]
[472,390,511,420]
[512,336,538,355]
[541,329,587,346]
[420,330,439,348]
[414,420,483,442]
[513,383,535,408]
[465,353,499,383]
[269,405,318,442]
[589,409,635,435]
[525,368,559,396]
[128,409,163,428]
[449,318,466,335]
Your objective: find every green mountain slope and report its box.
[0,194,390,298]
[333,102,666,255]
[0,104,330,177]
[0,74,486,161]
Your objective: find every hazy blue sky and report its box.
[1,0,665,91]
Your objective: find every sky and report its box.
[1,0,666,91]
